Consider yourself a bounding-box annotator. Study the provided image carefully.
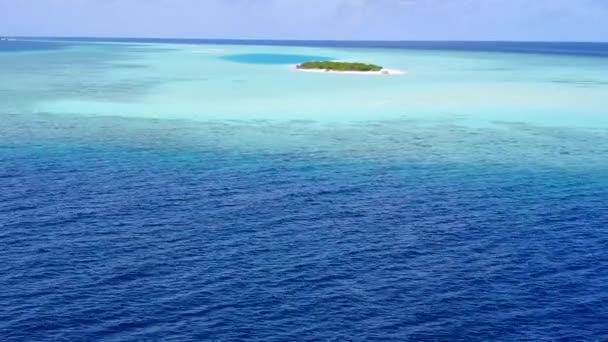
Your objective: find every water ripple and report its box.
[1,117,608,341]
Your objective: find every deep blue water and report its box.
[0,40,71,52]
[2,115,607,341]
[8,37,608,57]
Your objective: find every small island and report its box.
[295,61,405,75]
[298,61,383,72]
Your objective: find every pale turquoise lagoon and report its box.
[2,40,608,126]
[2,40,607,174]
[2,39,607,173]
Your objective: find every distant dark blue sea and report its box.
[9,37,608,57]
[1,39,608,341]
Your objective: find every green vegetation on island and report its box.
[297,61,383,72]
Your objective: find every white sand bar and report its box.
[294,66,407,75]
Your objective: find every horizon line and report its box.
[5,35,608,44]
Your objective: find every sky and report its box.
[1,0,607,41]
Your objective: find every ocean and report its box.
[1,38,607,341]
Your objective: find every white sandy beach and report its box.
[294,65,406,75]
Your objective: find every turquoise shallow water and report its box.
[2,39,608,125]
[1,40,608,341]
